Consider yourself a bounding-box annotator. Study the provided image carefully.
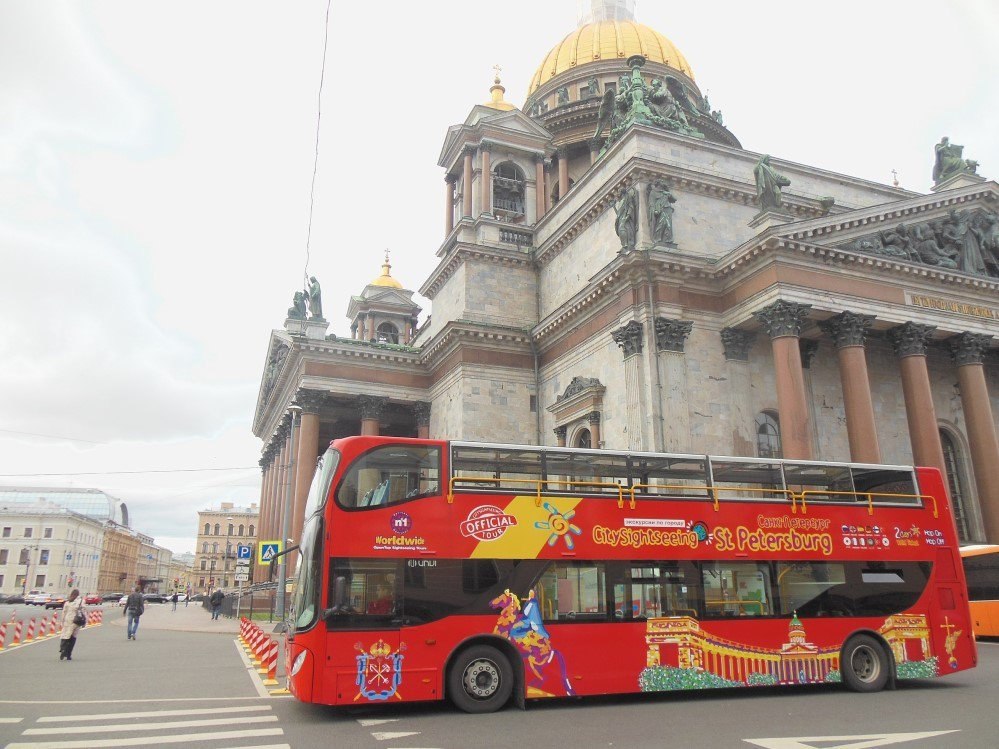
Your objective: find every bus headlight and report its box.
[291,650,308,677]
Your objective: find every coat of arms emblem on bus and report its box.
[354,639,407,701]
[491,589,575,697]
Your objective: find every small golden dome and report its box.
[528,20,694,96]
[371,252,403,289]
[484,72,516,111]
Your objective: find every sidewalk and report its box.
[104,600,241,634]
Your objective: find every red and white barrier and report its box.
[0,619,7,650]
[262,637,279,685]
[48,613,58,637]
[25,618,35,643]
[11,619,22,647]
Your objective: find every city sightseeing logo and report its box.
[460,505,518,541]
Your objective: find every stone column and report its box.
[367,316,376,342]
[557,147,569,203]
[888,323,947,478]
[554,425,567,448]
[413,401,431,439]
[292,391,324,556]
[462,147,474,218]
[544,160,553,213]
[358,395,386,436]
[273,420,290,560]
[445,176,455,235]
[356,314,365,342]
[255,457,270,583]
[613,320,646,451]
[819,312,881,463]
[589,138,600,166]
[655,318,693,453]
[720,328,757,456]
[950,333,999,543]
[753,301,813,460]
[588,412,602,449]
[480,143,491,215]
[534,155,546,221]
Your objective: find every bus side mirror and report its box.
[323,575,350,621]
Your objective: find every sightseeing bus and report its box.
[960,544,999,638]
[284,436,976,713]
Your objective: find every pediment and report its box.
[361,286,417,306]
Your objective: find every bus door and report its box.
[325,559,403,704]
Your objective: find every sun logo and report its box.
[534,502,582,550]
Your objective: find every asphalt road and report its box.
[1,604,997,749]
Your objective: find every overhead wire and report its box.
[303,0,333,285]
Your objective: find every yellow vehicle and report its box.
[961,545,999,638]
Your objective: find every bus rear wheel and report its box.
[841,634,889,693]
[448,645,513,713]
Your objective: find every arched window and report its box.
[376,322,399,344]
[493,161,525,216]
[575,429,592,450]
[201,542,208,554]
[238,524,244,536]
[212,542,218,554]
[227,523,234,536]
[213,523,220,536]
[249,524,255,536]
[755,411,782,459]
[204,523,210,535]
[941,429,974,543]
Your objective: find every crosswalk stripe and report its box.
[0,718,24,723]
[6,728,284,749]
[222,745,291,749]
[37,705,272,723]
[25,715,278,735]
[372,732,421,741]
[358,719,399,726]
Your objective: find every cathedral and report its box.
[251,0,999,571]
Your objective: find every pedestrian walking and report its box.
[184,587,190,607]
[210,588,224,620]
[171,592,178,611]
[59,589,85,661]
[124,585,145,640]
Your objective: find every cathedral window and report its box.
[755,411,782,459]
[940,429,975,543]
[575,429,592,450]
[376,322,399,344]
[492,161,525,217]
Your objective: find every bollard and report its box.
[250,628,264,663]
[97,609,104,625]
[0,619,7,650]
[11,619,23,647]
[25,618,36,643]
[48,613,58,637]
[262,638,279,685]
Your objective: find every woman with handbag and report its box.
[59,589,85,661]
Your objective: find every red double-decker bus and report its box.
[284,436,976,712]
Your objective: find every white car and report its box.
[25,590,51,606]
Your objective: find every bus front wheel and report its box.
[448,645,513,713]
[841,634,889,693]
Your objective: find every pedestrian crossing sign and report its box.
[258,540,282,564]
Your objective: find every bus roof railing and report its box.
[798,490,937,518]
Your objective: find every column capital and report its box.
[274,419,291,443]
[533,152,546,164]
[949,332,993,366]
[612,320,644,358]
[588,411,601,426]
[818,312,875,349]
[412,401,432,428]
[556,145,570,158]
[654,318,693,353]
[479,141,493,153]
[295,388,326,414]
[258,456,268,471]
[888,322,935,358]
[462,145,476,158]
[553,425,568,441]
[753,300,812,339]
[445,174,456,185]
[720,328,756,361]
[799,339,820,369]
[357,394,387,421]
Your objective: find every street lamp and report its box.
[276,403,302,621]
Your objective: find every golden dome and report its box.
[484,74,516,111]
[370,252,403,289]
[528,20,694,96]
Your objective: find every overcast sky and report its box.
[1,0,996,556]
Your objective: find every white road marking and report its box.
[25,715,279,735]
[372,732,421,741]
[38,705,272,722]
[743,730,960,749]
[0,718,24,723]
[223,745,291,749]
[358,718,400,726]
[234,638,273,698]
[6,728,285,749]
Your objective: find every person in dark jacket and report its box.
[210,589,224,620]
[124,586,144,640]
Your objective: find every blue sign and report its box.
[258,540,282,564]
[236,544,252,560]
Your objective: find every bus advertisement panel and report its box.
[283,436,976,713]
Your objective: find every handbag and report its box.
[73,606,86,627]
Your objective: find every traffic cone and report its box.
[11,619,23,647]
[48,613,58,637]
[0,620,7,650]
[25,618,35,643]
[261,638,279,685]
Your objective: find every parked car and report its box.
[25,590,51,606]
[84,594,102,605]
[4,594,25,604]
[118,595,129,606]
[102,593,123,602]
[44,596,66,610]
[142,593,167,604]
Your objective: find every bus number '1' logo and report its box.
[460,505,518,541]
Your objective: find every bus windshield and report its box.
[303,448,339,520]
[291,514,323,631]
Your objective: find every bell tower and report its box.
[346,252,422,345]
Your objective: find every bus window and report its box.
[544,450,630,496]
[851,467,919,505]
[702,561,773,617]
[629,455,709,499]
[537,562,608,622]
[327,559,400,628]
[775,561,847,616]
[708,459,787,502]
[611,562,699,620]
[336,445,440,509]
[450,444,543,494]
[783,463,854,502]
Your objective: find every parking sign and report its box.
[236,544,252,560]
